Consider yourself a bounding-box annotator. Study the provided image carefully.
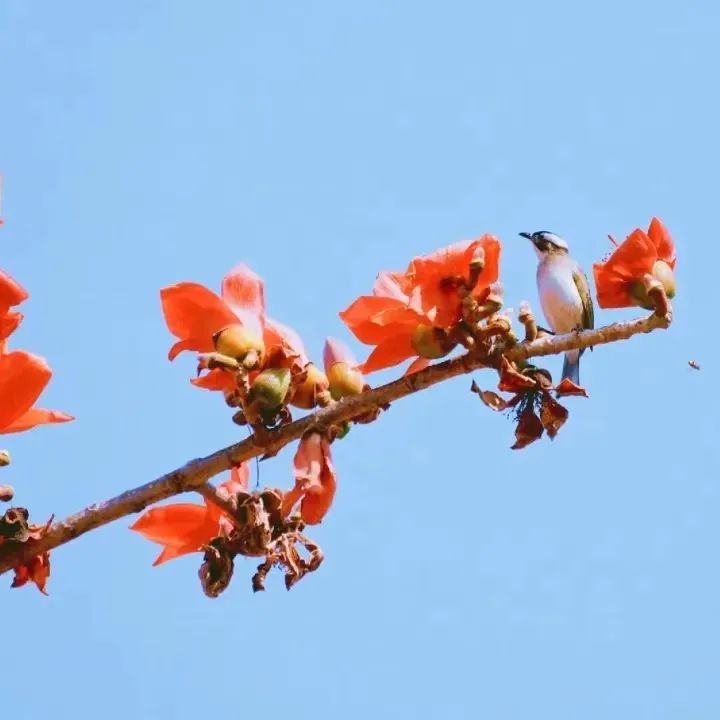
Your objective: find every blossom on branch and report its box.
[130,464,249,565]
[593,218,676,310]
[282,433,337,524]
[161,264,266,366]
[340,235,501,373]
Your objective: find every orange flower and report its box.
[161,264,266,361]
[340,236,501,374]
[282,433,336,524]
[130,464,249,565]
[0,350,73,434]
[340,272,448,373]
[404,235,501,326]
[593,218,676,309]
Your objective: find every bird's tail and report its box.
[562,352,580,385]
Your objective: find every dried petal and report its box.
[511,407,544,450]
[554,378,589,397]
[498,357,538,393]
[539,393,568,439]
[470,380,509,411]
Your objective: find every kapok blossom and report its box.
[592,217,676,310]
[130,463,249,565]
[282,433,336,525]
[160,264,266,364]
[340,236,501,373]
[0,349,73,434]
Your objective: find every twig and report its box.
[0,311,669,575]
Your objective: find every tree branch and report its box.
[0,311,669,575]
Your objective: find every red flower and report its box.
[0,350,73,434]
[282,433,336,524]
[404,235,501,326]
[593,218,676,309]
[130,464,249,565]
[340,236,501,373]
[160,264,266,362]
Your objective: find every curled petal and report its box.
[0,351,52,431]
[160,283,239,361]
[497,357,538,393]
[554,378,589,398]
[291,434,337,525]
[470,380,509,411]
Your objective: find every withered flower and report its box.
[471,357,588,450]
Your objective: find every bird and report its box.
[519,231,594,385]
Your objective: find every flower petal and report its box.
[323,337,358,372]
[0,312,22,341]
[0,270,29,315]
[0,351,52,431]
[292,434,336,525]
[130,503,219,565]
[160,282,238,361]
[221,264,265,338]
[647,217,676,268]
[339,295,417,344]
[191,369,237,391]
[0,408,74,435]
[403,356,431,376]
[360,333,416,373]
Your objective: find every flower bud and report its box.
[0,450,10,467]
[410,325,455,359]
[291,363,330,409]
[0,485,14,502]
[651,260,676,299]
[247,368,291,412]
[213,324,265,367]
[327,362,365,400]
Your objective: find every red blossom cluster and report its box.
[0,267,73,594]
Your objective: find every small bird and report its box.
[519,231,594,384]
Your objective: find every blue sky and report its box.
[2,1,719,718]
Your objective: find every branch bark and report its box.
[0,311,669,575]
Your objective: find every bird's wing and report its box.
[572,268,594,330]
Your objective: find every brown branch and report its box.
[0,311,669,575]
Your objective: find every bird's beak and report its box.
[519,232,533,240]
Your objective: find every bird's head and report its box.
[519,231,569,260]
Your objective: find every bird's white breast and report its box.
[536,256,584,334]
